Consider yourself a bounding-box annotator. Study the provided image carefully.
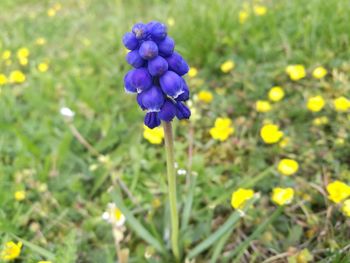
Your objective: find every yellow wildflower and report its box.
[2,50,11,60]
[220,60,235,73]
[9,70,26,84]
[327,180,350,204]
[286,64,306,81]
[268,86,284,102]
[307,95,325,112]
[143,125,164,144]
[19,57,28,66]
[198,90,213,103]
[239,10,249,24]
[260,124,283,144]
[38,62,49,72]
[35,37,47,46]
[38,261,52,263]
[231,188,255,209]
[17,48,29,59]
[333,96,350,112]
[53,3,62,11]
[312,66,327,79]
[0,241,22,261]
[47,8,56,17]
[312,116,329,126]
[253,5,267,16]
[14,190,26,201]
[342,199,350,217]
[167,17,175,27]
[279,136,290,148]
[188,67,198,78]
[0,74,8,85]
[256,100,272,113]
[277,159,299,176]
[271,187,294,206]
[209,117,234,141]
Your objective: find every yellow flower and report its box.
[286,64,306,81]
[19,57,28,66]
[198,91,213,103]
[231,188,255,209]
[38,62,49,72]
[307,95,325,112]
[2,50,11,60]
[342,199,350,217]
[9,70,26,84]
[312,66,327,79]
[17,48,29,59]
[327,180,350,204]
[47,8,56,17]
[53,3,62,11]
[260,124,283,144]
[253,5,267,16]
[279,136,290,148]
[35,37,47,46]
[167,17,175,27]
[14,190,26,201]
[143,126,164,144]
[0,241,22,261]
[38,261,52,263]
[268,86,285,102]
[0,74,8,85]
[312,116,329,126]
[220,60,235,73]
[188,67,198,78]
[277,159,299,176]
[333,96,350,112]
[256,100,272,113]
[271,187,294,206]
[209,117,235,141]
[239,10,249,24]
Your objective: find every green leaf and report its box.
[187,196,259,259]
[111,191,166,254]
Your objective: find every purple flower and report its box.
[175,102,191,119]
[132,23,148,40]
[126,50,145,68]
[148,56,168,76]
[124,70,137,93]
[144,112,161,129]
[159,100,177,122]
[176,79,189,101]
[147,21,167,42]
[139,41,158,60]
[141,85,165,112]
[158,37,175,57]
[122,32,138,50]
[166,52,189,76]
[130,68,152,92]
[159,71,184,98]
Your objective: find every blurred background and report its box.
[1,0,350,262]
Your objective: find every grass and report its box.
[0,0,350,262]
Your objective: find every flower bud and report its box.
[136,92,146,110]
[147,21,167,41]
[175,102,191,119]
[144,112,161,129]
[122,32,138,50]
[159,100,176,121]
[176,79,189,101]
[158,37,175,57]
[141,85,165,112]
[130,68,152,92]
[132,23,148,40]
[166,52,189,76]
[124,70,137,93]
[139,41,158,60]
[148,56,168,76]
[160,71,183,98]
[126,50,145,68]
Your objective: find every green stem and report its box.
[163,121,180,261]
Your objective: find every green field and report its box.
[1,0,350,262]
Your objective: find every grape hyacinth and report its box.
[123,21,191,129]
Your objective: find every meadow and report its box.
[0,0,350,262]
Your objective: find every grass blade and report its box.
[188,196,259,259]
[111,191,166,254]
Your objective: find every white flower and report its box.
[102,203,126,227]
[60,107,75,119]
